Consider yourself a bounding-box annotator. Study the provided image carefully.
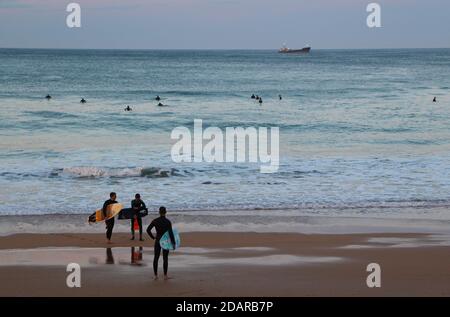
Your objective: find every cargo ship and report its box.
[278,44,311,54]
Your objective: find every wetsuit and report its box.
[103,198,117,240]
[131,199,147,238]
[147,216,176,276]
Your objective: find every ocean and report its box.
[1,48,450,223]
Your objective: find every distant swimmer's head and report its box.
[259,98,263,103]
[159,206,167,216]
[110,192,117,200]
[80,98,86,103]
[251,94,256,99]
[45,94,52,99]
[156,96,161,100]
[433,97,437,102]
[135,193,141,200]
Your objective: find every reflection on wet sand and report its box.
[106,248,114,264]
[105,247,145,266]
[0,245,345,268]
[130,246,143,265]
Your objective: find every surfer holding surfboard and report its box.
[147,206,177,280]
[130,193,148,241]
[103,192,119,244]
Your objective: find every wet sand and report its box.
[1,232,450,296]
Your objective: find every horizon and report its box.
[1,47,450,50]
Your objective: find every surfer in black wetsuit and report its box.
[433,97,437,102]
[45,94,52,100]
[103,192,117,243]
[131,193,148,241]
[80,98,86,103]
[251,94,256,99]
[155,95,161,101]
[147,206,176,280]
[124,105,132,111]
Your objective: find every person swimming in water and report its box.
[45,94,52,100]
[155,95,161,101]
[279,94,282,100]
[157,102,165,107]
[259,98,263,104]
[251,94,256,99]
[255,95,260,100]
[433,97,437,102]
[124,105,132,111]
[80,98,86,104]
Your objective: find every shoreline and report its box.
[1,231,450,296]
[1,209,450,237]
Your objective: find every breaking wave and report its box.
[55,166,181,178]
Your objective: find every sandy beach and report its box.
[1,231,450,297]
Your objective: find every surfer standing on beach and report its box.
[131,193,148,241]
[103,192,117,243]
[147,206,176,280]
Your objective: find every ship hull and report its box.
[279,47,311,54]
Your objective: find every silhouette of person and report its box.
[106,248,115,264]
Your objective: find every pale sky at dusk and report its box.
[0,0,449,49]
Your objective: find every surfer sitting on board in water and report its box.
[147,206,176,280]
[131,193,148,241]
[103,192,118,244]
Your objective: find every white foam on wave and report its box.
[62,167,143,177]
[1,219,448,237]
[58,166,173,178]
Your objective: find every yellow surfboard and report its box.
[88,203,123,223]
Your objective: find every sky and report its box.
[0,0,449,49]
